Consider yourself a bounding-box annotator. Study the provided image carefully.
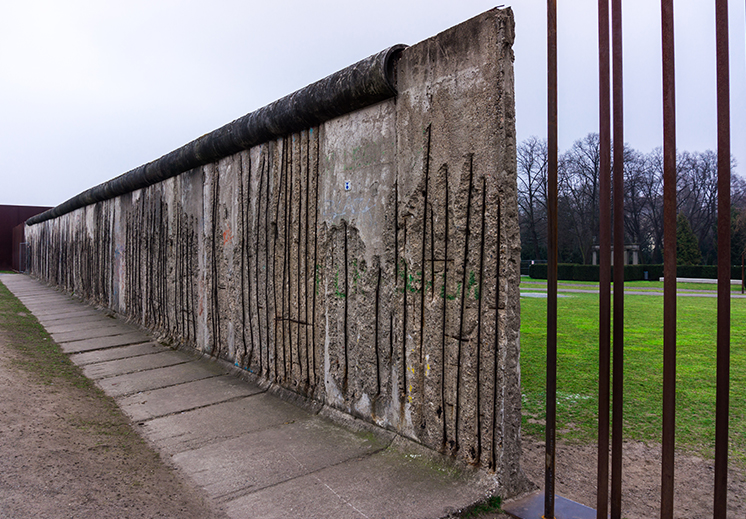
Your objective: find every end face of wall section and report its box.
[392,7,521,490]
[26,7,523,495]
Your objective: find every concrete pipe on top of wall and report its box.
[26,44,406,226]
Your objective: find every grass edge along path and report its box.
[520,290,745,468]
[0,279,140,440]
[0,278,226,518]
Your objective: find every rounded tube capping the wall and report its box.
[27,44,407,226]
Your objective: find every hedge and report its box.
[527,263,743,281]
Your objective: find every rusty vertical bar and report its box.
[545,0,558,517]
[597,0,612,516]
[610,0,624,517]
[660,0,677,517]
[714,1,731,516]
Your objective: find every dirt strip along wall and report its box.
[26,8,523,494]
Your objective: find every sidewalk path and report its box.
[520,282,746,299]
[1,274,493,519]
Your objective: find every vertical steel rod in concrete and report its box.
[714,1,731,516]
[597,0,612,516]
[545,0,558,517]
[610,0,625,517]
[660,1,677,517]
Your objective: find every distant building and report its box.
[591,243,640,266]
[0,205,51,271]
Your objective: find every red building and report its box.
[0,205,51,271]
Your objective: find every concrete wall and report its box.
[26,8,523,494]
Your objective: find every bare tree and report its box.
[515,134,743,266]
[624,148,653,261]
[517,136,548,259]
[558,133,603,264]
[640,149,667,263]
[677,150,719,262]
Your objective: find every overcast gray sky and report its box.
[1,0,744,207]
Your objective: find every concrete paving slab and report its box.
[171,417,388,501]
[224,448,489,519]
[51,322,141,343]
[15,296,71,306]
[69,342,165,366]
[33,310,104,321]
[59,332,152,353]
[3,287,58,295]
[82,350,195,379]
[35,309,104,324]
[2,294,51,301]
[6,286,66,295]
[141,393,313,455]
[45,319,122,335]
[28,302,98,313]
[98,361,225,397]
[26,304,98,317]
[119,375,263,422]
[5,294,62,301]
[38,314,115,327]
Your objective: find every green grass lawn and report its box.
[520,290,746,466]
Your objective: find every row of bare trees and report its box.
[517,133,745,265]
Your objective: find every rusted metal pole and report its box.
[660,1,677,517]
[610,0,625,518]
[545,0,558,517]
[597,0,612,517]
[714,1,731,516]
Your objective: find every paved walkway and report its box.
[0,274,493,519]
[520,280,746,299]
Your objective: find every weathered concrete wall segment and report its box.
[27,8,522,494]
